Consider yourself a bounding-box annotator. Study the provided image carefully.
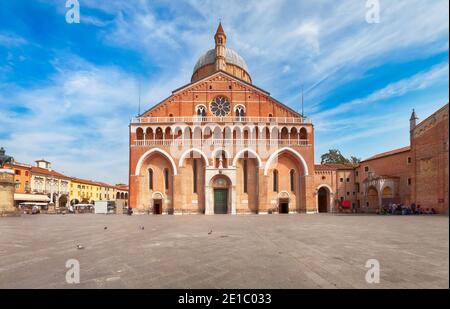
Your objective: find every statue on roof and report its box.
[0,147,14,168]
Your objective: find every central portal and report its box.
[205,172,234,215]
[214,189,228,214]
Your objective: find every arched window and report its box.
[290,170,295,192]
[300,127,307,140]
[196,106,206,119]
[164,168,170,191]
[273,170,279,192]
[136,128,144,140]
[235,106,245,120]
[155,127,163,140]
[148,169,153,190]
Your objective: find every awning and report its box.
[341,200,352,208]
[14,193,50,202]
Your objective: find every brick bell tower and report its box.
[214,22,227,71]
[409,109,419,205]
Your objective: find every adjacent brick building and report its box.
[314,104,449,214]
[410,104,449,214]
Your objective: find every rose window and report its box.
[210,96,231,117]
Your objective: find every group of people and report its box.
[380,203,437,215]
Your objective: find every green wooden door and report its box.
[214,189,228,214]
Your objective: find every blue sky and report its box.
[0,0,448,184]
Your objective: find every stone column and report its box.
[0,169,20,217]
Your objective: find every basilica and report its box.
[128,23,449,215]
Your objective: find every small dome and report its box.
[193,48,250,75]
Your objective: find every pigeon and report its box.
[208,230,213,235]
[76,244,84,250]
[140,226,145,230]
[104,226,108,230]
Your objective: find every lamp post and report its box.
[47,175,57,214]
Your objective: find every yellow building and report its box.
[70,177,102,204]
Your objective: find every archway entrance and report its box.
[278,191,290,214]
[367,186,379,209]
[279,199,289,214]
[152,192,164,215]
[153,199,162,214]
[381,186,396,206]
[318,187,329,213]
[210,175,232,215]
[59,195,68,208]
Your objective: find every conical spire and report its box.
[410,109,418,131]
[214,22,227,71]
[215,21,225,36]
[410,109,418,121]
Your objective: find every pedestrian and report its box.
[417,205,423,214]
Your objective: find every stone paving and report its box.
[0,214,448,289]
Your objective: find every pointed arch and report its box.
[135,148,178,176]
[136,127,144,140]
[179,148,210,167]
[263,147,309,176]
[232,148,263,167]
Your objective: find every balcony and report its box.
[133,138,311,147]
[131,116,312,125]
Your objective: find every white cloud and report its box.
[312,61,449,120]
[0,32,27,47]
[1,0,449,182]
[0,57,138,184]
[74,0,448,109]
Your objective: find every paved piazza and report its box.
[0,214,448,289]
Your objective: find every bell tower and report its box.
[214,22,227,71]
[410,109,418,132]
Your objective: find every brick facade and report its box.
[129,24,316,215]
[128,23,449,215]
[410,104,449,214]
[314,103,449,214]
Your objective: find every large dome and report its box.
[193,48,250,75]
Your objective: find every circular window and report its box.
[210,96,231,117]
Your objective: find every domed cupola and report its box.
[191,23,252,83]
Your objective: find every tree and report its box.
[320,149,360,165]
[350,156,361,164]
